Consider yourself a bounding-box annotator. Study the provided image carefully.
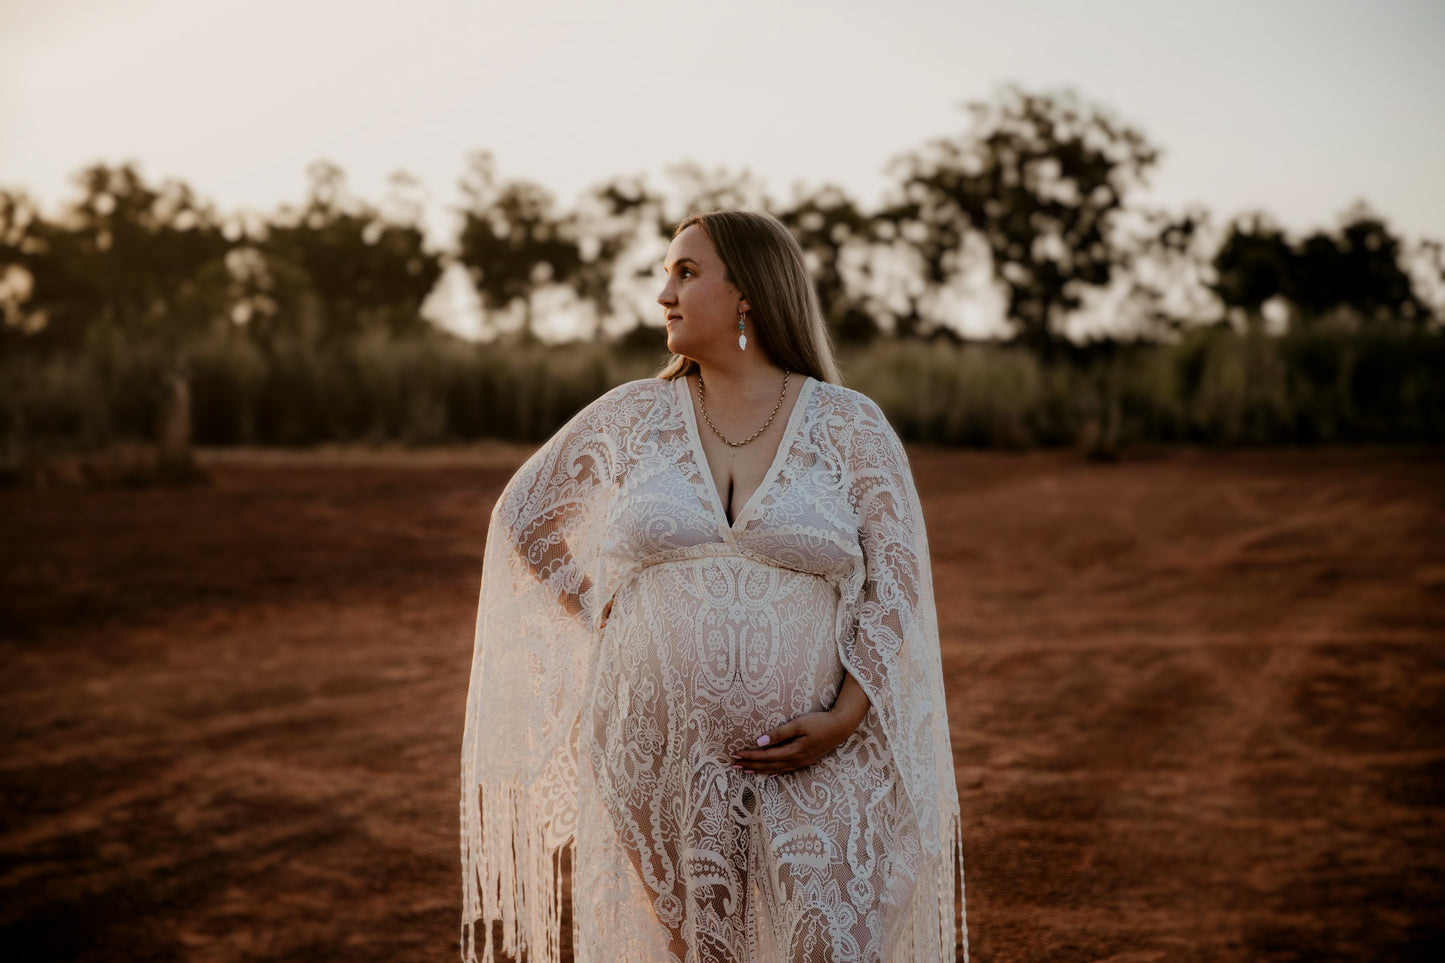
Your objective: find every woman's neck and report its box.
[692,357,790,407]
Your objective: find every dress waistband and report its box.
[595,542,842,634]
[631,541,826,578]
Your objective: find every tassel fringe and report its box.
[462,780,968,963]
[461,776,568,963]
[927,806,969,963]
[955,805,970,963]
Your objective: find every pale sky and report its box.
[2,0,1443,336]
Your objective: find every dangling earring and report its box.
[737,307,748,351]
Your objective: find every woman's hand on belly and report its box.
[728,709,859,775]
[729,671,872,775]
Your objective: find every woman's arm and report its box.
[497,420,616,627]
[733,396,918,776]
[829,670,873,731]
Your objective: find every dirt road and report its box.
[3,445,1442,961]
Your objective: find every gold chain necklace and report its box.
[696,369,790,448]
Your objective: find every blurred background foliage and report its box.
[2,84,1442,464]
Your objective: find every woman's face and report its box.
[657,225,748,362]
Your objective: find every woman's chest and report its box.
[693,430,778,527]
[602,430,859,579]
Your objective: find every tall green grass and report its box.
[2,322,1441,456]
[843,323,1443,447]
[1,327,665,455]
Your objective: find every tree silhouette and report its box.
[1210,213,1293,333]
[1404,238,1445,325]
[1289,207,1425,325]
[455,152,582,341]
[1117,206,1224,338]
[776,184,879,344]
[661,162,771,231]
[885,84,1159,356]
[1213,207,1427,333]
[563,174,665,339]
[1,163,231,352]
[0,188,43,340]
[258,161,442,346]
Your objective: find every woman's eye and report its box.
[679,267,693,278]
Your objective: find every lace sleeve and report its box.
[842,399,935,796]
[493,408,617,626]
[841,396,968,963]
[462,383,644,963]
[847,406,923,681]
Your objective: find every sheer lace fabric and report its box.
[462,376,966,963]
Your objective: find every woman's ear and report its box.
[739,298,751,313]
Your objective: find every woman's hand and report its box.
[731,671,873,775]
[730,710,860,775]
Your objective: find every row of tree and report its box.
[2,84,1441,364]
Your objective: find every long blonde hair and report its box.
[657,210,841,384]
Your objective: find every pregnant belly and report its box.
[593,556,844,771]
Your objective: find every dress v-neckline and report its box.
[677,373,815,539]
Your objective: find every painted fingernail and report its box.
[730,764,742,770]
[756,735,770,747]
[744,769,755,774]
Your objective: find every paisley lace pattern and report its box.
[462,376,967,963]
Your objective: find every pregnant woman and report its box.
[461,210,967,962]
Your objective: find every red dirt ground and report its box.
[2,444,1443,962]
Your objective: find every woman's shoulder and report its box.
[809,380,892,427]
[808,381,909,472]
[510,379,670,487]
[577,377,671,417]
[600,376,672,403]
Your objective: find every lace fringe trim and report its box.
[952,804,971,963]
[909,803,970,963]
[463,780,968,963]
[461,776,570,963]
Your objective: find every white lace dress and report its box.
[461,376,966,963]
